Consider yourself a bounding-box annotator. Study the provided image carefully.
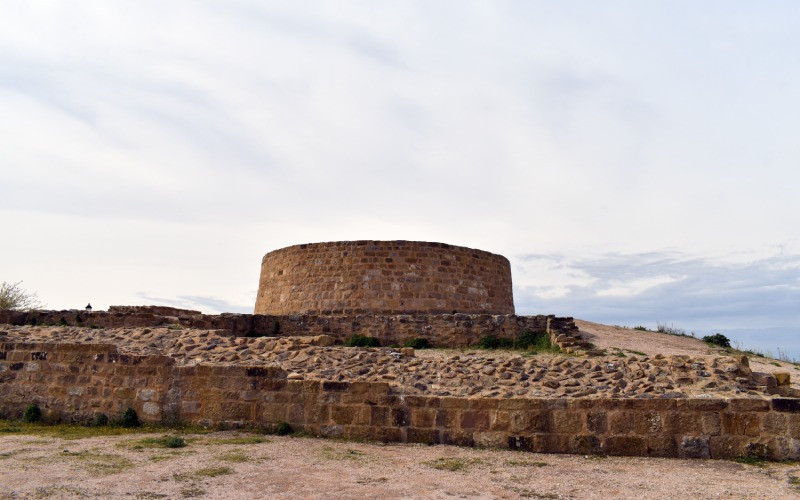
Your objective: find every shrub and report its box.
[275,421,293,436]
[403,337,431,349]
[120,408,140,428]
[656,322,688,336]
[477,335,513,349]
[702,333,731,348]
[345,335,380,347]
[164,435,186,448]
[514,330,550,350]
[632,326,649,331]
[93,413,109,427]
[23,404,42,423]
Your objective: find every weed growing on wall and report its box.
[120,408,140,428]
[345,335,380,347]
[403,338,432,349]
[23,404,42,423]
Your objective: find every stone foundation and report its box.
[0,308,584,351]
[1,341,798,460]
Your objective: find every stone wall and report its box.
[0,309,583,350]
[255,241,514,316]
[1,341,798,460]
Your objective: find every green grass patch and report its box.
[61,449,135,475]
[504,459,548,467]
[180,486,206,498]
[173,466,234,482]
[194,466,233,477]
[199,435,271,445]
[217,451,250,463]
[625,349,648,356]
[423,457,483,471]
[733,455,768,467]
[121,435,186,449]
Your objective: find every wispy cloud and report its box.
[135,293,252,314]
[515,251,800,330]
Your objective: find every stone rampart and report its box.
[1,342,798,460]
[255,241,514,315]
[0,309,582,350]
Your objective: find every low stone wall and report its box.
[1,342,798,460]
[0,309,583,350]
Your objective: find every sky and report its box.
[1,1,798,358]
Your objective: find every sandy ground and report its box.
[1,429,799,499]
[576,320,800,391]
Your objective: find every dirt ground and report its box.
[576,320,800,391]
[1,429,799,499]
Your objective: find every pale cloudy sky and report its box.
[1,1,798,356]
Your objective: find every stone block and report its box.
[603,436,646,456]
[142,402,160,416]
[572,435,603,455]
[709,435,747,459]
[113,387,135,399]
[552,410,583,434]
[474,431,508,448]
[331,405,361,425]
[440,397,469,409]
[679,436,710,458]
[460,410,490,430]
[767,437,800,461]
[370,406,389,426]
[729,398,770,412]
[435,408,459,428]
[609,411,634,434]
[409,408,436,428]
[633,411,666,435]
[407,428,439,444]
[774,372,791,386]
[761,412,788,435]
[509,410,550,433]
[442,430,475,447]
[646,435,677,457]
[721,412,762,436]
[320,425,344,437]
[586,412,608,434]
[772,398,800,413]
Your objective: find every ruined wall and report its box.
[255,241,514,316]
[1,309,580,349]
[2,342,798,460]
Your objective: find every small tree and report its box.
[0,281,43,311]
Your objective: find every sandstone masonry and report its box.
[255,241,514,315]
[1,341,798,460]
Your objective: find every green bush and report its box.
[23,404,42,423]
[403,338,431,349]
[120,408,140,428]
[633,326,649,331]
[477,335,513,349]
[275,421,293,436]
[164,435,186,448]
[702,333,731,348]
[514,330,551,350]
[345,335,380,347]
[93,413,109,427]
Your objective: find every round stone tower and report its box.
[254,240,514,315]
